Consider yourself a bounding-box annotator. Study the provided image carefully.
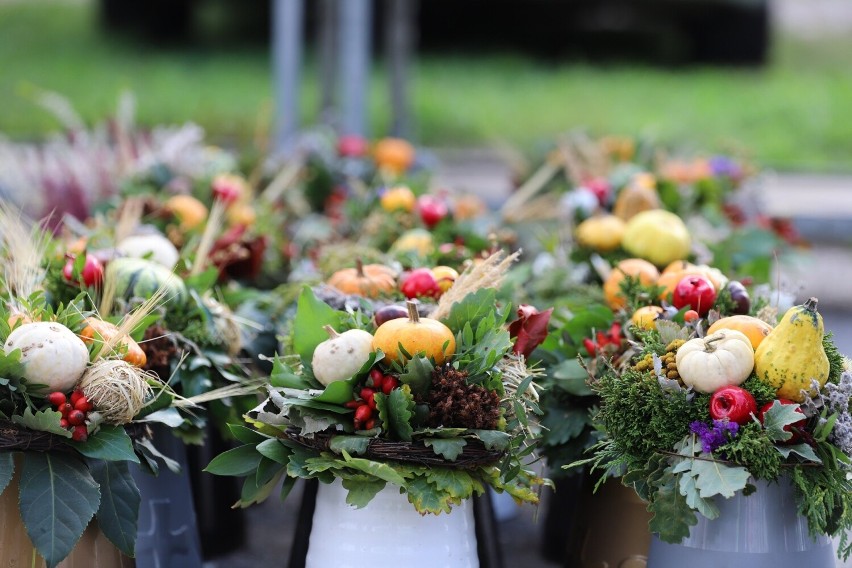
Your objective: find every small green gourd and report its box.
[753,297,829,402]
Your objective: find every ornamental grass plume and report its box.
[431,249,520,321]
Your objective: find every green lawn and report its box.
[2,1,852,171]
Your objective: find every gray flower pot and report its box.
[648,478,835,568]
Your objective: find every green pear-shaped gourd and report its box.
[753,297,829,402]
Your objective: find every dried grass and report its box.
[80,360,153,425]
[0,203,50,301]
[431,249,520,321]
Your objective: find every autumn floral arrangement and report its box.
[0,205,192,567]
[206,251,551,513]
[573,276,852,557]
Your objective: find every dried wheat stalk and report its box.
[431,249,520,321]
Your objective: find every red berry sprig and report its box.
[345,369,402,430]
[49,388,92,442]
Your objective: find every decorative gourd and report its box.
[79,317,147,367]
[707,315,773,350]
[107,257,188,307]
[165,194,208,230]
[631,305,664,330]
[117,233,180,268]
[327,260,397,298]
[621,210,691,267]
[380,186,417,213]
[754,297,829,402]
[372,302,455,365]
[602,258,660,311]
[612,180,660,221]
[391,228,434,256]
[374,138,415,174]
[312,326,375,387]
[676,329,754,393]
[574,214,626,252]
[3,322,89,393]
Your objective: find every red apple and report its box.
[417,195,449,229]
[672,275,717,316]
[583,177,611,206]
[62,254,104,288]
[400,268,440,299]
[758,399,807,443]
[337,134,369,158]
[709,386,757,425]
[373,304,409,327]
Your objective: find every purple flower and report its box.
[708,155,742,179]
[690,419,739,453]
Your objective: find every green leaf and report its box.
[313,379,356,404]
[469,429,511,451]
[423,438,467,461]
[442,289,498,332]
[424,468,476,502]
[761,401,806,442]
[777,443,822,463]
[239,469,284,507]
[540,407,589,446]
[399,356,434,398]
[138,407,183,427]
[269,357,311,389]
[12,407,71,437]
[329,435,371,456]
[256,438,292,465]
[69,425,139,463]
[19,453,100,567]
[0,452,14,495]
[293,287,342,362]
[341,477,387,508]
[649,470,697,543]
[341,451,408,486]
[0,348,26,379]
[228,424,270,445]
[376,385,415,442]
[678,472,720,520]
[405,474,451,514]
[256,457,285,486]
[135,437,180,474]
[204,444,263,476]
[88,460,140,557]
[550,359,594,396]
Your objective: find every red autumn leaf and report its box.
[508,304,554,359]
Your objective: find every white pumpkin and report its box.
[117,233,180,268]
[4,322,89,393]
[676,329,754,393]
[312,327,374,387]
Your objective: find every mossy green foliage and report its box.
[596,368,706,463]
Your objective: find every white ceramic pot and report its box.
[305,478,479,568]
[648,478,835,568]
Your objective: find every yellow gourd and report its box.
[372,302,455,365]
[574,215,626,252]
[612,181,660,221]
[754,297,829,402]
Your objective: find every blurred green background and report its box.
[1,0,851,171]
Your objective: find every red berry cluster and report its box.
[48,389,92,442]
[343,369,401,431]
[582,322,622,357]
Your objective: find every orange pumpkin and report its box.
[327,260,397,298]
[79,317,147,367]
[165,195,208,230]
[603,258,660,311]
[374,138,415,174]
[372,302,455,365]
[380,186,417,213]
[707,315,773,350]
